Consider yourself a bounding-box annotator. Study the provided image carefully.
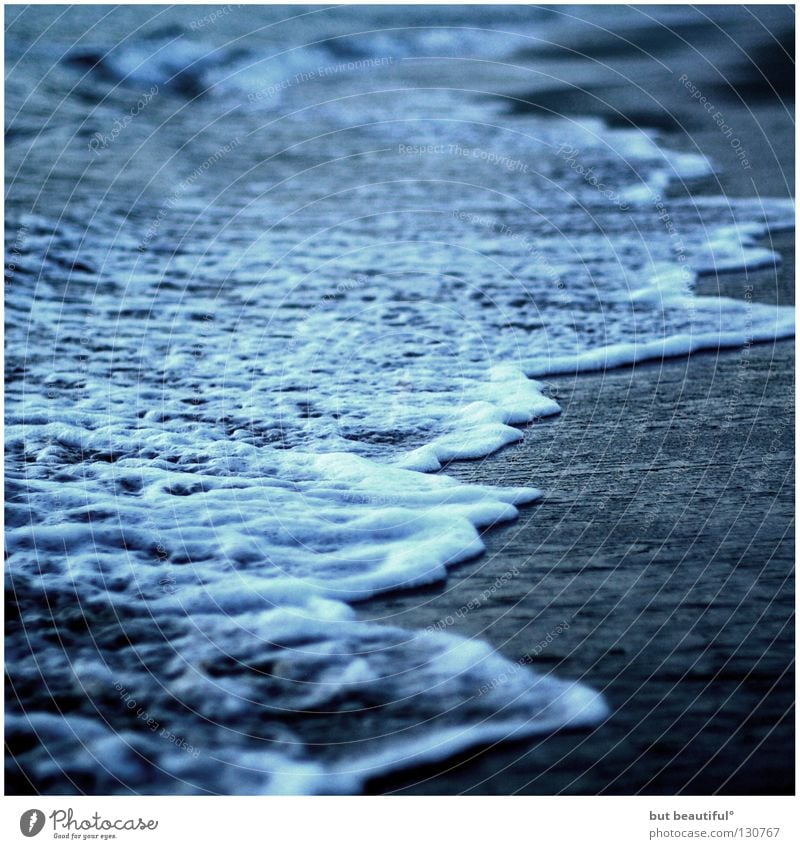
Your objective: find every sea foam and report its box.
[5,6,795,794]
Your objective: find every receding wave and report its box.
[5,4,794,794]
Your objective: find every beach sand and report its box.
[358,48,795,795]
[362,333,793,794]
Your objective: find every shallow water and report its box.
[5,5,794,793]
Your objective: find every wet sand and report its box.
[358,35,795,794]
[361,333,793,794]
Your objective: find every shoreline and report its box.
[355,41,795,795]
[358,332,794,794]
[4,6,793,797]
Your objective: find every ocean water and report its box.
[5,5,794,794]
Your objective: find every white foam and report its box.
[6,18,794,792]
[7,605,608,794]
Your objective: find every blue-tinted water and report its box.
[5,5,793,793]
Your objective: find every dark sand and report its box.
[358,35,795,795]
[362,334,793,794]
